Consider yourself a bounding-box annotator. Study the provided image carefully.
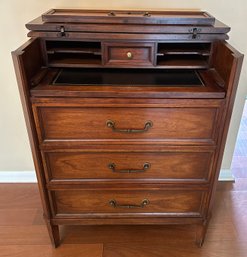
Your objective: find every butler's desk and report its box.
[12,9,243,247]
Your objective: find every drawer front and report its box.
[44,151,213,181]
[34,107,218,142]
[103,42,155,66]
[53,189,205,216]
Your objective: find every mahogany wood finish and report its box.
[11,39,60,247]
[32,105,220,142]
[12,9,243,248]
[41,9,216,25]
[53,189,205,215]
[26,16,230,34]
[43,151,213,181]
[103,42,155,66]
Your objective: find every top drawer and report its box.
[32,101,222,144]
[103,42,155,67]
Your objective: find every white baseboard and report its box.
[218,169,234,181]
[0,169,234,183]
[0,171,37,183]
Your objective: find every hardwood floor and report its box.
[0,181,246,257]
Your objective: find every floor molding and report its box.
[218,169,234,181]
[0,169,234,183]
[0,171,37,183]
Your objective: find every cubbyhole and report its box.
[156,43,211,68]
[46,41,102,67]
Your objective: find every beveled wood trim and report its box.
[47,179,209,186]
[40,139,217,148]
[41,151,52,183]
[47,183,209,190]
[210,102,225,145]
[40,142,217,152]
[27,31,229,41]
[51,216,204,225]
[31,88,226,98]
[31,105,45,146]
[41,144,216,152]
[48,191,58,218]
[26,17,230,34]
[53,212,203,219]
[31,97,224,107]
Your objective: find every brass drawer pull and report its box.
[106,120,153,133]
[108,162,151,173]
[109,199,149,209]
[127,52,133,59]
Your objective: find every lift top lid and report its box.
[26,9,231,39]
[41,9,215,25]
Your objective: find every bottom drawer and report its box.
[52,189,206,217]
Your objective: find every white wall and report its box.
[201,1,247,169]
[0,0,246,171]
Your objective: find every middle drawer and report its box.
[43,150,214,182]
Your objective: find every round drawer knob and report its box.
[127,52,133,59]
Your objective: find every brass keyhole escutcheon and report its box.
[127,52,133,59]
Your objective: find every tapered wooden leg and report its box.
[44,217,60,248]
[195,219,210,247]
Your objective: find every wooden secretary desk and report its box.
[12,9,243,247]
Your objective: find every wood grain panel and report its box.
[53,189,205,215]
[35,107,218,142]
[44,151,213,181]
[103,42,154,66]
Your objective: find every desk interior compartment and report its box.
[156,43,212,69]
[52,68,204,87]
[45,40,102,67]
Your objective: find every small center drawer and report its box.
[103,42,155,66]
[52,189,206,216]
